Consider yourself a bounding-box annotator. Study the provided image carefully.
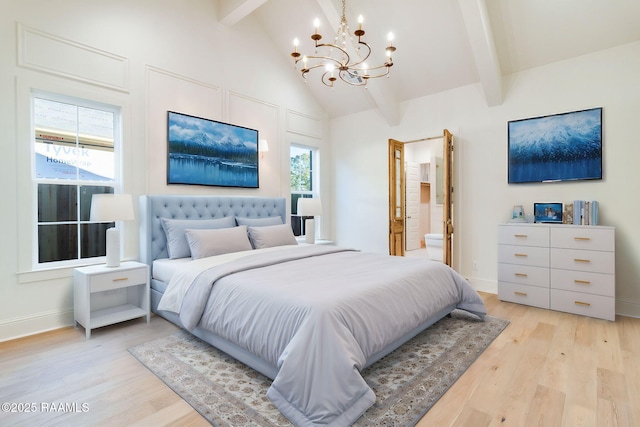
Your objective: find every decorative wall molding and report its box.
[227,90,279,130]
[17,23,130,93]
[286,109,323,139]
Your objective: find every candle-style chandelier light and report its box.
[290,0,396,88]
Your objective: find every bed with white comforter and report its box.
[140,195,486,427]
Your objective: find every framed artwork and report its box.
[508,107,602,183]
[167,111,259,188]
[534,202,563,223]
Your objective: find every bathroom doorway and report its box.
[388,130,453,266]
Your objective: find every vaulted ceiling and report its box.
[219,0,640,124]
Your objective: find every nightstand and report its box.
[73,261,150,339]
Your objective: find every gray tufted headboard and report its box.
[139,195,287,268]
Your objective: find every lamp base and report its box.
[105,227,121,268]
[304,218,315,244]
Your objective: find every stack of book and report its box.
[573,200,599,225]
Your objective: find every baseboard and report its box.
[615,298,640,319]
[468,277,497,295]
[0,309,74,342]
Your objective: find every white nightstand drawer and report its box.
[498,263,549,288]
[498,282,549,309]
[550,227,614,251]
[551,269,614,297]
[498,225,549,247]
[90,268,148,293]
[498,245,550,267]
[550,289,615,321]
[550,248,614,274]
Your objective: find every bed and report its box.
[139,194,486,427]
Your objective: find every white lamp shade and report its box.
[297,197,322,217]
[259,139,269,153]
[90,194,134,268]
[90,194,135,222]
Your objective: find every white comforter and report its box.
[158,245,486,427]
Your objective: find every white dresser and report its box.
[498,223,615,321]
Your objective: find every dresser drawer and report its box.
[550,227,614,251]
[89,267,148,293]
[550,248,614,274]
[498,282,549,309]
[551,269,614,297]
[498,245,550,267]
[550,289,615,321]
[498,263,549,288]
[498,225,549,247]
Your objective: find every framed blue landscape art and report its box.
[167,111,259,188]
[508,107,602,184]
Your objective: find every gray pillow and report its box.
[235,216,283,227]
[184,225,253,259]
[160,216,236,259]
[248,224,298,249]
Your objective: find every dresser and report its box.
[498,224,615,321]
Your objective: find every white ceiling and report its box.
[220,0,640,123]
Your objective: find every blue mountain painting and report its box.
[508,108,602,183]
[167,112,258,188]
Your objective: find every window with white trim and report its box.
[290,144,319,236]
[33,93,121,267]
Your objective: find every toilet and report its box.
[424,233,443,261]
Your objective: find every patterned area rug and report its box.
[129,310,508,426]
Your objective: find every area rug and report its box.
[129,310,509,426]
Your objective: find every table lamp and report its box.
[90,194,135,267]
[297,197,322,244]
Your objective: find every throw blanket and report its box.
[159,245,486,427]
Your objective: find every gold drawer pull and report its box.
[514,234,528,238]
[515,273,528,277]
[574,258,591,263]
[112,277,129,282]
[574,301,591,307]
[574,237,591,241]
[514,253,528,257]
[574,279,591,285]
[514,291,528,296]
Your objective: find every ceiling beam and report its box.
[458,0,503,106]
[315,0,400,125]
[218,0,267,26]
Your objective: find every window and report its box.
[33,93,121,267]
[290,144,319,236]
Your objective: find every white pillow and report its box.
[184,225,253,259]
[235,216,283,227]
[248,224,298,249]
[160,216,236,259]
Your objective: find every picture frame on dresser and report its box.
[534,202,563,223]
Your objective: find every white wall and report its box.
[332,41,640,317]
[0,0,328,340]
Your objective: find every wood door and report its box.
[443,129,454,266]
[388,139,405,256]
[405,161,421,251]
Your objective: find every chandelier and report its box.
[290,0,396,88]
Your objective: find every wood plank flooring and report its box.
[0,292,638,426]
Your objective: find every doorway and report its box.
[388,130,453,266]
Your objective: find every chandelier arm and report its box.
[315,43,352,65]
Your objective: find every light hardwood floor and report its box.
[0,292,638,426]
